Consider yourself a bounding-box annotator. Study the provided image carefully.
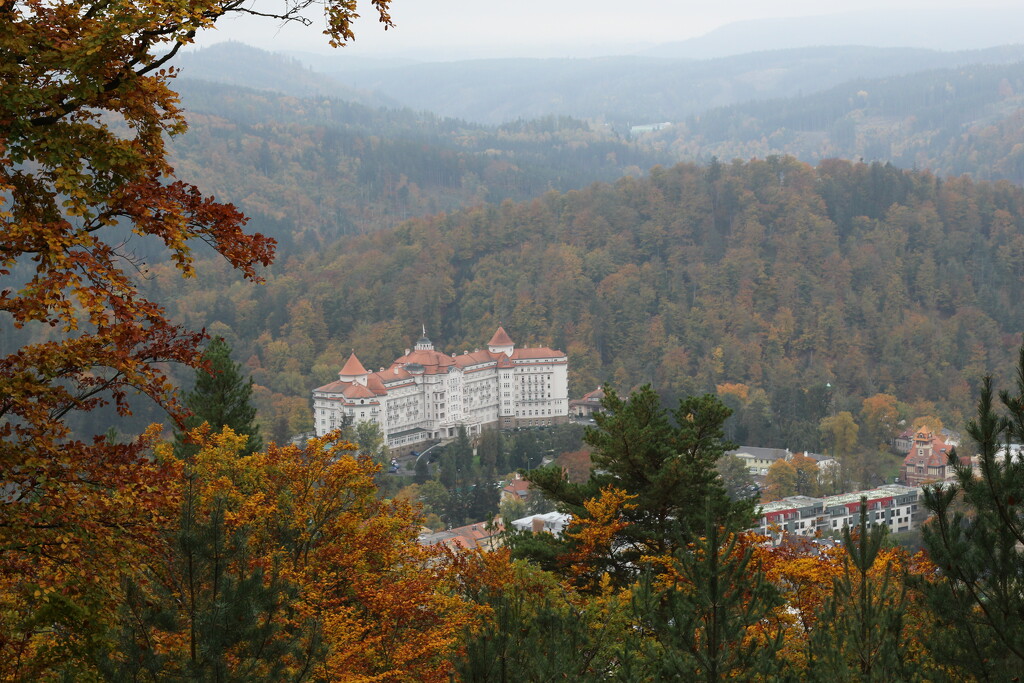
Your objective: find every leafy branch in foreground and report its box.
[1,0,392,674]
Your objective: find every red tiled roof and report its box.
[339,353,368,377]
[902,436,954,475]
[382,364,413,381]
[394,349,456,373]
[453,349,497,368]
[510,347,565,360]
[432,520,505,551]
[489,326,514,346]
[342,383,377,400]
[365,374,388,395]
[314,379,349,393]
[502,479,530,499]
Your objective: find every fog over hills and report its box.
[179,41,1024,128]
[174,42,398,108]
[189,4,1024,62]
[322,45,1024,125]
[642,7,1024,59]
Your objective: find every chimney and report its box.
[532,517,545,534]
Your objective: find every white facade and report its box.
[312,327,569,449]
[754,484,923,543]
[511,512,573,537]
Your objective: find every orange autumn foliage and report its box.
[752,538,845,668]
[752,533,944,675]
[563,486,637,592]
[716,382,750,402]
[2,0,393,675]
[137,429,473,682]
[0,425,184,678]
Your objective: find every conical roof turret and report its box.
[488,325,515,356]
[338,352,369,381]
[488,326,514,347]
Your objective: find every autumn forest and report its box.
[5,0,1024,680]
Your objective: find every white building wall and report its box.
[313,335,568,446]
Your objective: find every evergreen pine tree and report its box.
[97,462,318,679]
[452,425,475,475]
[917,349,1024,678]
[808,499,912,681]
[456,565,620,681]
[439,443,470,527]
[511,430,541,471]
[439,448,458,490]
[466,476,500,522]
[527,385,753,582]
[270,414,291,447]
[414,455,430,484]
[625,508,784,681]
[478,428,503,477]
[175,497,312,679]
[176,336,262,457]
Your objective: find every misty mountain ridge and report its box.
[174,42,398,109]
[168,41,1024,238]
[644,7,1024,59]
[652,60,1024,185]
[323,45,1024,125]
[180,41,1024,127]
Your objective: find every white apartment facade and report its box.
[754,484,923,543]
[312,327,569,449]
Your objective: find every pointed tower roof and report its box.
[488,326,514,347]
[339,352,368,379]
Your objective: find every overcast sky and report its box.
[192,0,1024,60]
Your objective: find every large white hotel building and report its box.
[312,327,569,449]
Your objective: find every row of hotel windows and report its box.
[777,514,913,532]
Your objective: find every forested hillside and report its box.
[166,46,1024,266]
[17,2,1024,679]
[656,60,1024,183]
[174,42,398,107]
[151,158,1024,450]
[170,79,666,254]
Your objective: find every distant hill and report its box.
[642,8,1024,60]
[180,42,1024,127]
[648,60,1024,184]
[319,45,1024,126]
[170,78,668,253]
[174,42,397,108]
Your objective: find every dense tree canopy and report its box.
[0,0,390,674]
[527,385,752,585]
[145,158,1024,462]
